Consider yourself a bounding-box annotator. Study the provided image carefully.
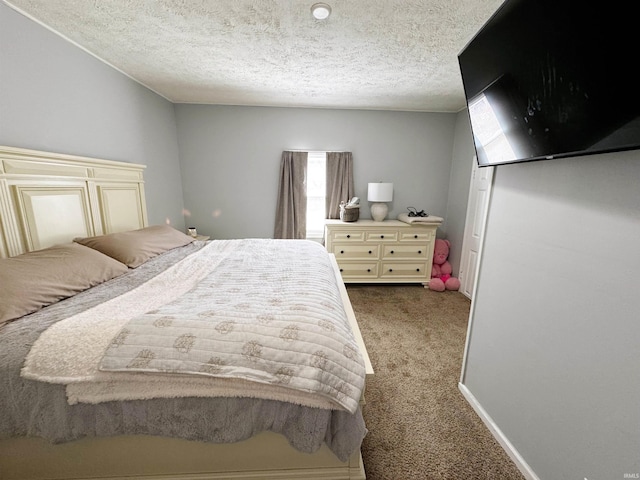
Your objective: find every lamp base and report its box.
[370,202,388,222]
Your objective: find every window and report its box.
[306,152,326,239]
[274,150,352,240]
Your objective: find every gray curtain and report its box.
[274,151,308,239]
[326,152,355,219]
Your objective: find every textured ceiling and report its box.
[4,0,505,112]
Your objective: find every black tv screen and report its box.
[458,0,640,167]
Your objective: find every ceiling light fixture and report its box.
[311,3,331,20]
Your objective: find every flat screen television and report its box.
[458,0,640,167]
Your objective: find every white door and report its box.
[458,157,494,299]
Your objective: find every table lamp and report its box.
[367,182,393,221]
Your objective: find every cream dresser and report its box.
[325,219,441,286]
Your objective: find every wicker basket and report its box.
[340,205,359,222]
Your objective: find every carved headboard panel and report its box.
[0,146,147,258]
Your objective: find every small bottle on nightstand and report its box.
[187,227,209,241]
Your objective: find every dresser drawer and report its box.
[382,244,428,259]
[336,262,379,278]
[365,231,398,242]
[328,230,365,242]
[399,231,434,242]
[380,261,429,278]
[331,244,380,259]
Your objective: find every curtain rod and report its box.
[284,149,351,153]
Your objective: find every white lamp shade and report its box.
[367,183,393,202]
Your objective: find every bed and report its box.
[0,146,374,480]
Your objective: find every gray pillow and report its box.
[74,224,195,268]
[0,243,128,326]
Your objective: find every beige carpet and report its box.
[346,285,526,480]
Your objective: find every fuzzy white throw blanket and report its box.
[22,239,365,413]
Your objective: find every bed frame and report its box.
[0,146,373,480]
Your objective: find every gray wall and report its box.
[461,150,640,479]
[175,104,457,239]
[0,3,186,229]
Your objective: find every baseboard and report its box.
[458,383,540,480]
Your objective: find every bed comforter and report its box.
[22,239,365,413]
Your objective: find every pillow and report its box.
[0,243,129,326]
[74,224,195,268]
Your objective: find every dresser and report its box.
[325,219,441,286]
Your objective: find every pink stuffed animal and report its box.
[429,239,461,292]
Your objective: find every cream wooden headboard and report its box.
[0,146,147,258]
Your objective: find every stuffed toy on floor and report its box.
[429,239,461,292]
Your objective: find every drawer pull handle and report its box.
[347,234,351,238]
[340,250,344,254]
[414,235,418,239]
[368,250,372,254]
[340,268,344,272]
[418,250,422,254]
[390,250,394,254]
[389,268,393,272]
[416,268,420,272]
[380,235,384,239]
[367,269,371,272]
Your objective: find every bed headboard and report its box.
[0,146,148,258]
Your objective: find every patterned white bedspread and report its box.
[23,239,366,414]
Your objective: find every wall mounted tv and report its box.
[458,0,640,167]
